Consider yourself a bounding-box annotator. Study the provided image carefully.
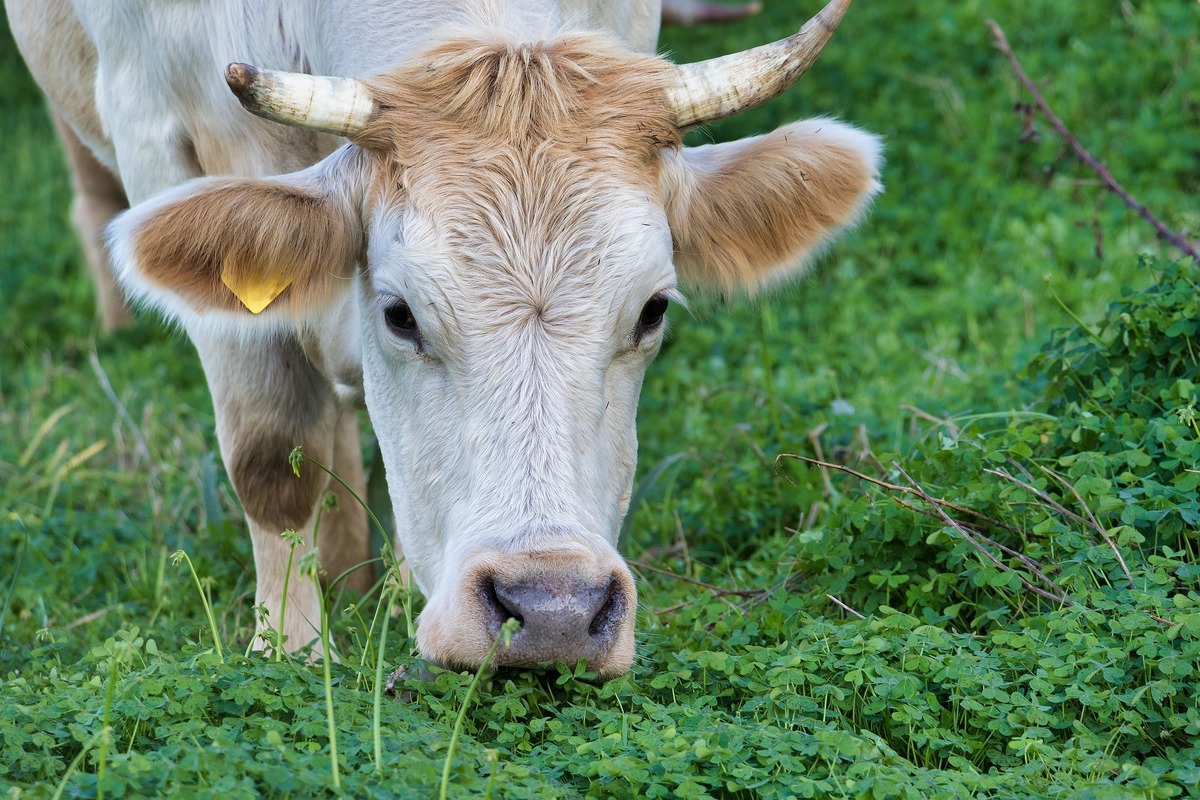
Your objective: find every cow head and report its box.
[110,0,881,679]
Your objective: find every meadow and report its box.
[2,1,1199,797]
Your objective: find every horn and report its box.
[225,63,375,138]
[668,0,850,128]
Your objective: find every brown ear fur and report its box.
[123,170,363,317]
[662,118,882,292]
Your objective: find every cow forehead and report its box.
[358,33,681,333]
[367,174,675,341]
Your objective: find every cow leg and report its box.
[318,409,375,595]
[52,113,131,330]
[246,503,327,656]
[192,329,369,657]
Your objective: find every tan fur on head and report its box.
[662,118,883,292]
[357,34,679,168]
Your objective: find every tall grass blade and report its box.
[18,403,73,468]
[439,618,519,800]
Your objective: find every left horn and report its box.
[668,0,850,128]
[225,63,375,138]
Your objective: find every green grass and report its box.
[3,1,1199,797]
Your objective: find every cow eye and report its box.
[635,294,669,342]
[383,300,423,346]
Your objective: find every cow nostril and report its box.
[588,578,625,638]
[480,573,629,663]
[480,577,523,628]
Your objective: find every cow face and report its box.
[359,167,669,677]
[111,7,880,679]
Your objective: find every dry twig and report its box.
[986,467,1090,529]
[887,495,1055,578]
[987,20,1199,262]
[783,454,1075,598]
[1038,465,1136,589]
[781,450,1171,626]
[893,463,1075,607]
[779,453,1023,535]
[805,422,835,497]
[629,560,767,599]
[65,604,122,631]
[826,594,866,620]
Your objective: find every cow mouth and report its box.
[414,550,638,681]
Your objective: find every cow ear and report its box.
[661,118,882,293]
[109,147,367,327]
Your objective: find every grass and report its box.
[2,1,1199,797]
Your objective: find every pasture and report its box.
[2,1,1199,797]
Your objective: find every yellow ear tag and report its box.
[220,260,293,314]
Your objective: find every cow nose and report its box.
[477,574,627,669]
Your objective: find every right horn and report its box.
[667,0,850,129]
[225,62,375,138]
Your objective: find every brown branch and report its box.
[654,601,694,616]
[65,604,122,631]
[778,453,904,492]
[1038,465,1135,589]
[986,467,1091,529]
[987,20,1199,263]
[899,404,960,437]
[889,494,1061,585]
[629,560,766,598]
[779,450,1172,626]
[806,423,835,497]
[781,454,1081,602]
[779,453,1023,535]
[893,463,1075,608]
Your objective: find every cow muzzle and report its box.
[416,546,637,680]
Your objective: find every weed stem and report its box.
[439,618,519,800]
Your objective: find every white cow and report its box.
[9,0,881,678]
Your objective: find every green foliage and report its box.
[3,0,1199,797]
[779,260,1200,631]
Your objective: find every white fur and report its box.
[361,195,675,600]
[59,0,670,664]
[24,0,880,672]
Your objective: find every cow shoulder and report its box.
[8,0,113,168]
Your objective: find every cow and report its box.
[9,0,881,679]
